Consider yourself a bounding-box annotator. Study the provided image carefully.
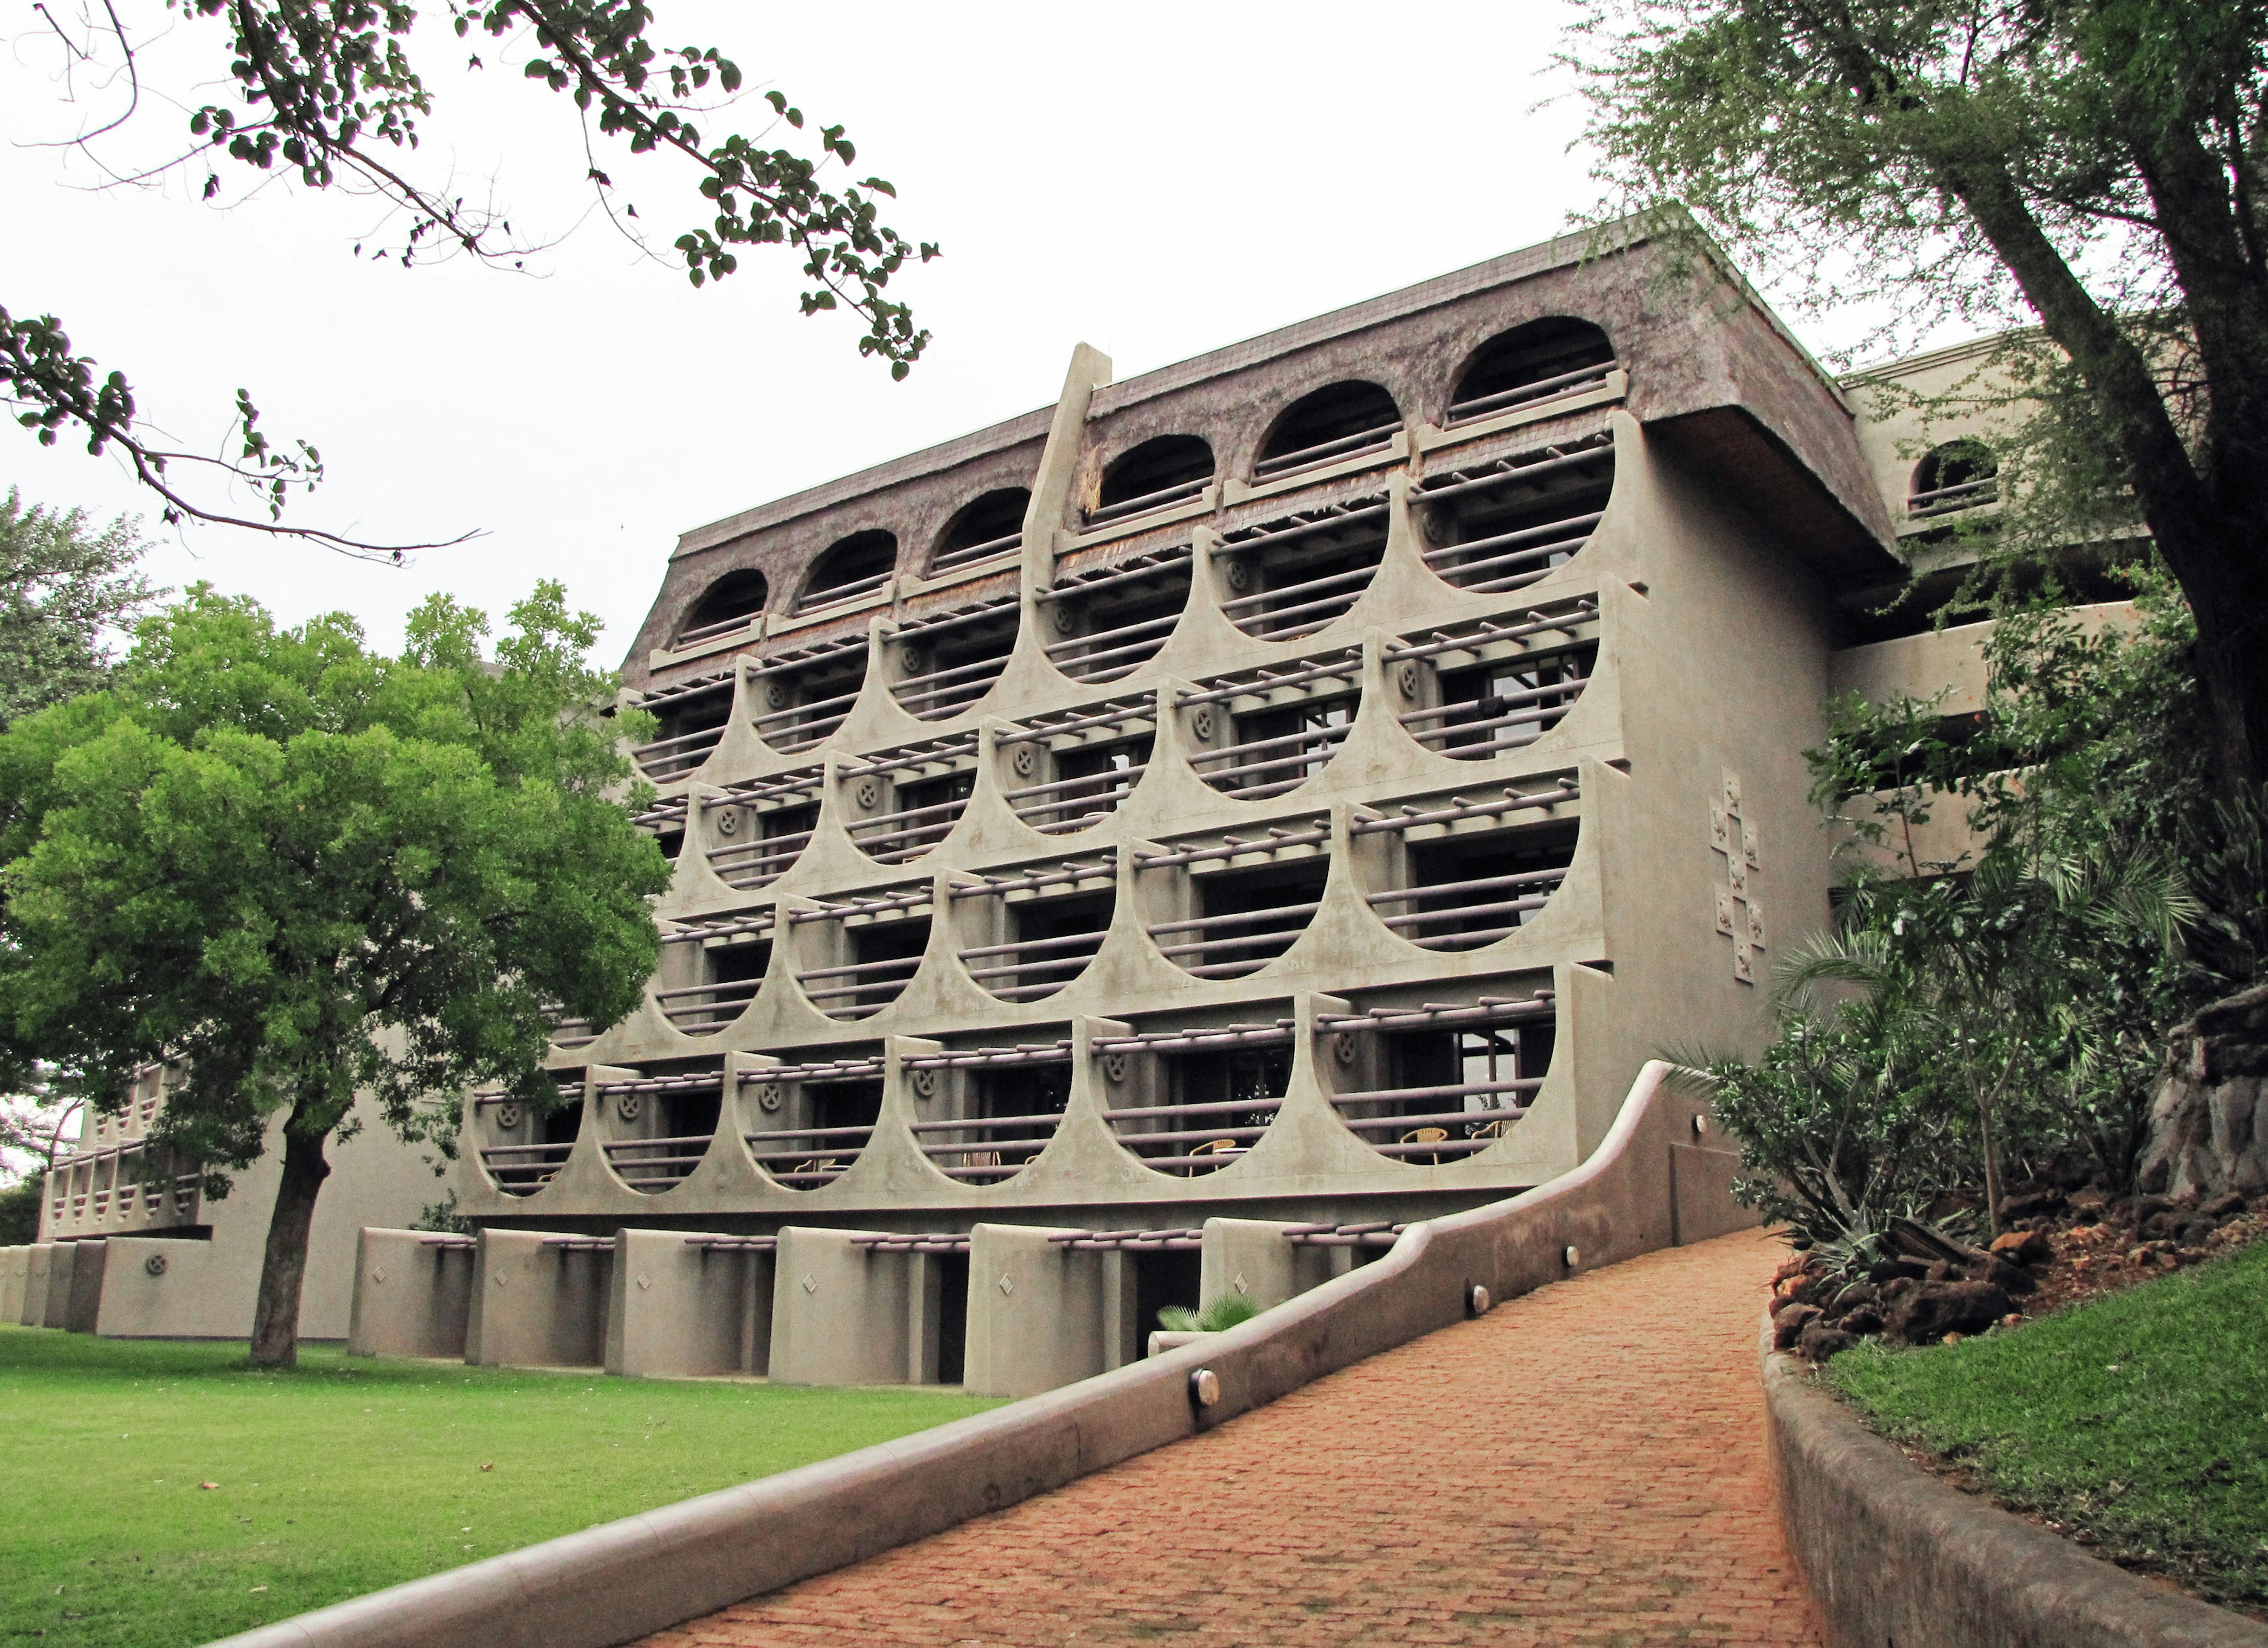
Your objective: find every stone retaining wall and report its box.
[1761,1328,2268,1648]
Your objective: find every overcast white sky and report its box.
[1,0,1901,666]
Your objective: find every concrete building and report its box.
[7,1062,444,1340]
[6,223,2033,1380]
[399,223,2025,1393]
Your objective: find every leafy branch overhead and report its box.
[3,0,938,556]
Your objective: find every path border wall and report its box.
[1761,1327,2268,1648]
[211,1061,1745,1648]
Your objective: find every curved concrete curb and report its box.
[213,1062,1735,1648]
[1761,1325,2268,1648]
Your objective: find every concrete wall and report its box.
[465,1230,611,1369]
[1198,1219,1335,1311]
[766,1228,913,1386]
[348,1230,477,1360]
[42,1240,75,1328]
[605,1230,772,1379]
[19,1243,54,1326]
[963,1224,1109,1399]
[0,1244,25,1323]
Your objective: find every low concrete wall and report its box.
[0,1245,28,1323]
[964,1224,1107,1399]
[1762,1330,2268,1647]
[21,1243,54,1326]
[211,1061,1736,1648]
[768,1228,914,1386]
[465,1231,611,1369]
[349,1231,477,1360]
[605,1231,771,1380]
[1198,1219,1335,1310]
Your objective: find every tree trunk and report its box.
[248,1124,331,1369]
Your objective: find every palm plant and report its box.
[1157,1292,1262,1334]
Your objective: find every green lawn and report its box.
[1829,1238,2268,1609]
[0,1325,1000,1648]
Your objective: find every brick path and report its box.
[645,1229,1817,1647]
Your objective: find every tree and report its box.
[4,1,937,556]
[1569,2,2268,793]
[0,491,153,728]
[0,583,671,1365]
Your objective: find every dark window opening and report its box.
[1258,381,1401,474]
[660,1086,722,1140]
[1910,440,1999,517]
[1135,1249,1203,1336]
[652,827,685,863]
[1390,822,1579,950]
[1055,738,1152,805]
[853,918,931,974]
[1432,644,1596,758]
[542,1098,583,1145]
[677,569,769,646]
[1450,318,1616,420]
[1096,436,1214,515]
[900,771,975,820]
[707,940,771,985]
[798,530,898,614]
[934,488,1031,572]
[808,1080,883,1135]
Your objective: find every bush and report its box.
[1156,1292,1261,1333]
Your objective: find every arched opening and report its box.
[1093,435,1214,522]
[1256,381,1401,477]
[1909,439,1999,517]
[676,568,768,648]
[795,530,898,615]
[1449,318,1617,423]
[932,487,1031,574]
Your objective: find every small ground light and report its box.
[1563,1245,1581,1269]
[1468,1283,1492,1316]
[1692,1113,1709,1136]
[1190,1367,1221,1408]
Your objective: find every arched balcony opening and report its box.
[702,768,823,891]
[1414,432,1614,593]
[790,884,934,1021]
[951,852,1115,1002]
[1089,435,1214,527]
[999,696,1156,835]
[1255,381,1401,479]
[654,910,774,1034]
[1447,318,1618,425]
[1181,650,1361,800]
[1909,439,1999,518]
[794,529,898,616]
[1319,993,1556,1164]
[1215,494,1389,640]
[1388,602,1601,758]
[1136,822,1332,982]
[1093,1016,1293,1177]
[735,1048,885,1190]
[903,1039,1074,1185]
[931,487,1032,575]
[1352,783,1581,951]
[1041,545,1194,682]
[628,670,734,781]
[891,593,1019,719]
[748,633,868,753]
[597,1063,724,1193]
[475,1079,584,1196]
[842,734,980,864]
[674,568,769,650]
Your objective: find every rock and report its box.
[2202,1191,2249,1221]
[2140,1209,2182,1242]
[2139,982,2268,1200]
[1771,1254,1816,1286]
[1997,1188,2066,1223]
[2179,1216,2217,1246]
[1966,1255,2036,1295]
[1925,1260,1957,1282]
[1839,1306,1885,1337]
[1882,1280,2015,1346]
[1797,1322,1859,1361]
[1772,1302,1822,1350]
[1868,1258,1930,1284]
[2069,1187,2110,1214]
[1989,1228,2052,1265]
[1828,1280,1881,1315]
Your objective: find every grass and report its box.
[1828,1237,2268,1609]
[0,1325,1001,1647]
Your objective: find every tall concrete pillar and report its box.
[963,1223,1106,1399]
[605,1229,773,1379]
[348,1229,477,1359]
[464,1229,611,1368]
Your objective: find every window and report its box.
[1256,382,1400,477]
[676,568,768,647]
[1909,440,1999,518]
[1094,436,1214,519]
[1449,318,1616,422]
[796,530,898,614]
[933,488,1031,574]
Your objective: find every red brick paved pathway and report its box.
[645,1229,1817,1647]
